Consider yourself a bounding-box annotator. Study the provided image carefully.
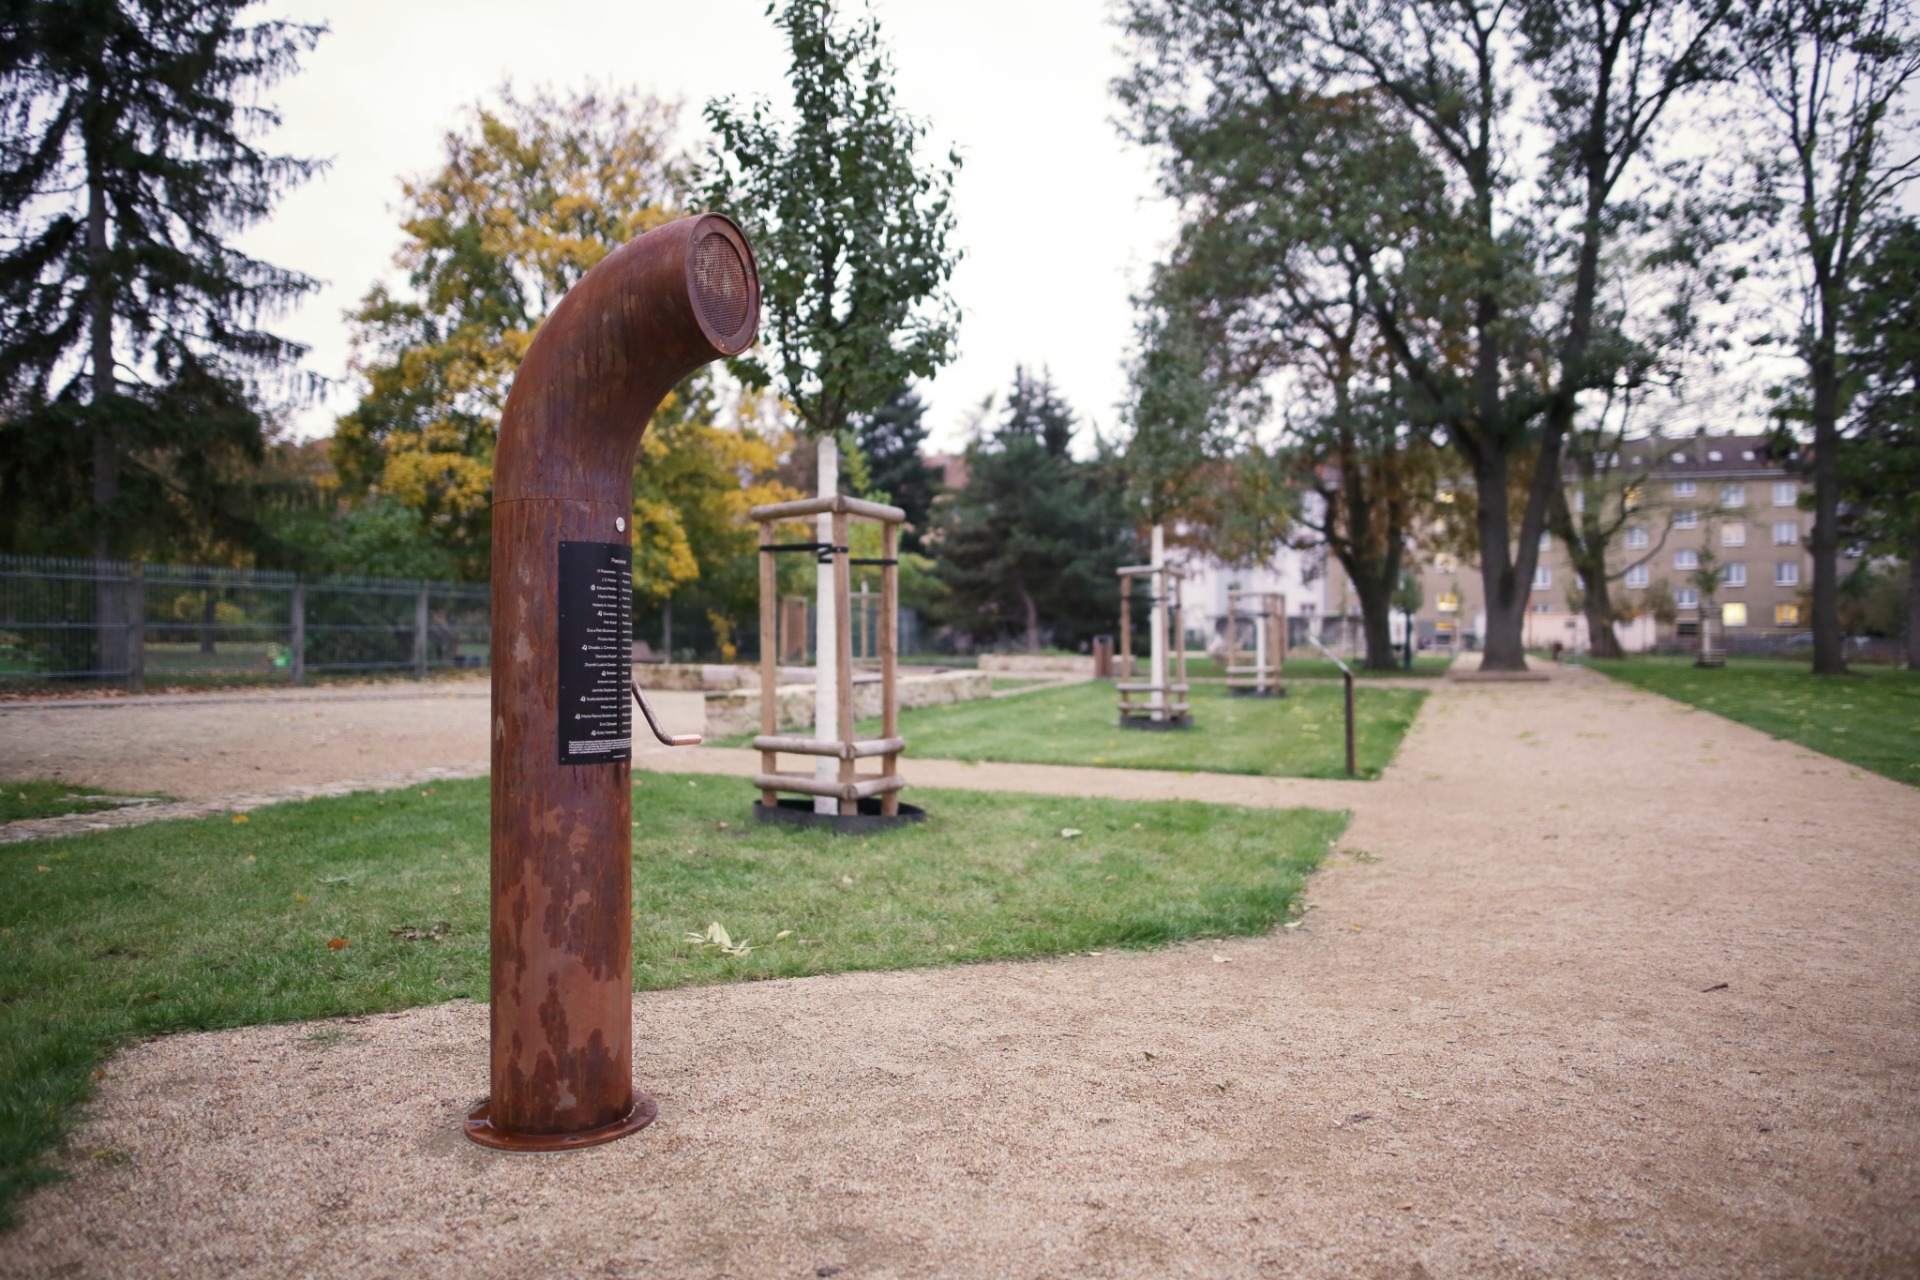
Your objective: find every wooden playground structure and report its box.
[1222,589,1287,697]
[1116,538,1191,730]
[748,494,920,828]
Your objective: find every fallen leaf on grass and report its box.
[1397,1087,1427,1100]
[327,937,350,950]
[391,921,452,941]
[231,814,248,825]
[774,930,792,940]
[36,865,49,873]
[685,921,752,957]
[1211,954,1231,964]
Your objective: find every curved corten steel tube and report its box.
[467,214,759,1151]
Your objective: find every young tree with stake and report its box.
[704,0,960,809]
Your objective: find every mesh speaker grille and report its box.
[692,232,750,336]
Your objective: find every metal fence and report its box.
[0,555,490,688]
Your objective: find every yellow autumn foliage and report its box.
[331,84,798,599]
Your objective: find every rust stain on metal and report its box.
[469,214,759,1152]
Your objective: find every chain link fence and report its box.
[0,555,490,688]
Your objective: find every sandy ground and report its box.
[3,671,1919,1278]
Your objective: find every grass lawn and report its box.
[0,775,1344,1224]
[990,676,1059,693]
[1179,653,1452,680]
[1591,656,1920,785]
[864,679,1424,780]
[0,782,152,825]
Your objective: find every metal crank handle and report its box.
[631,680,703,747]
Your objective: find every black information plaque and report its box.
[556,540,632,765]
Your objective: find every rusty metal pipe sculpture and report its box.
[466,214,759,1151]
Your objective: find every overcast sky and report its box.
[240,0,1176,453]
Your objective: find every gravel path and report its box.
[0,679,706,842]
[3,670,1917,1278]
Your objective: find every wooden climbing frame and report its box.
[1223,589,1286,697]
[749,494,908,817]
[1116,559,1190,727]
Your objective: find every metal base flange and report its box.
[1228,687,1287,698]
[463,1093,657,1152]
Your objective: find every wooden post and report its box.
[880,521,900,817]
[1168,575,1177,707]
[289,583,305,687]
[833,511,855,816]
[1273,593,1286,689]
[759,521,778,809]
[1119,583,1132,682]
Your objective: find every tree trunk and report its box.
[1357,579,1397,671]
[1575,555,1623,659]
[1907,530,1920,671]
[88,155,115,554]
[1474,450,1530,670]
[1808,323,1847,675]
[87,151,123,678]
[1017,583,1040,653]
[1583,593,1623,659]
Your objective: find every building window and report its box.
[1625,526,1649,549]
[1437,591,1459,614]
[1775,561,1799,586]
[1721,524,1746,547]
[1772,521,1798,545]
[1624,487,1643,511]
[1532,565,1551,589]
[1722,563,1746,587]
[1776,602,1801,625]
[1707,450,1723,462]
[1675,549,1699,570]
[1722,601,1748,627]
[1677,587,1700,609]
[1773,481,1796,507]
[1721,483,1745,507]
[1573,491,1586,513]
[1673,453,1691,465]
[1539,531,1552,551]
[1626,565,1649,588]
[1674,480,1697,498]
[1675,509,1698,529]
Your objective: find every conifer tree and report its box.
[0,0,324,559]
[854,383,937,552]
[934,368,1130,650]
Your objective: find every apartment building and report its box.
[1400,434,1817,650]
